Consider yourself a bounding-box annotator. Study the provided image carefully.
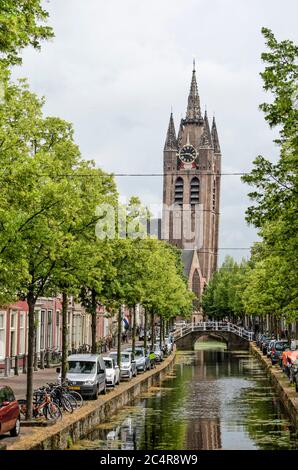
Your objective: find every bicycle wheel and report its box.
[60,395,74,413]
[45,402,63,421]
[67,391,83,408]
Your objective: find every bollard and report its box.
[22,354,27,374]
[14,356,19,376]
[40,350,45,369]
[34,352,38,371]
[45,350,51,368]
[4,357,10,377]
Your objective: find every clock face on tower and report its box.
[179,144,197,164]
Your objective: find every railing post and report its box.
[203,322,206,331]
[14,356,19,376]
[227,323,230,332]
[215,321,218,331]
[180,327,182,338]
[45,350,51,368]
[22,354,27,374]
[40,350,45,369]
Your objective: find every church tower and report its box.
[162,63,221,317]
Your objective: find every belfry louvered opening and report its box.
[190,177,200,205]
[174,177,184,205]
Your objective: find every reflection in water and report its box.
[74,342,298,450]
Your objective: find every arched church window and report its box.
[192,269,200,310]
[212,180,216,211]
[174,177,184,205]
[190,177,200,205]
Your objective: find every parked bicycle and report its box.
[18,389,62,421]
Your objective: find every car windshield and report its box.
[276,343,289,351]
[0,388,8,405]
[121,354,130,363]
[134,350,144,357]
[104,359,113,369]
[110,353,130,363]
[68,361,96,374]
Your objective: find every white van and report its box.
[59,354,106,399]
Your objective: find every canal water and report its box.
[73,341,298,450]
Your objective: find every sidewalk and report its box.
[0,340,143,400]
[0,368,58,400]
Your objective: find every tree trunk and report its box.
[91,288,97,354]
[151,312,155,349]
[117,307,122,367]
[61,291,68,383]
[26,290,35,420]
[132,305,136,355]
[159,317,162,349]
[144,308,147,350]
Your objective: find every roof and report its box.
[67,354,101,361]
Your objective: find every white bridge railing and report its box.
[173,322,254,342]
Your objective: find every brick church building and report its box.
[162,63,221,322]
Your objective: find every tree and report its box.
[0,0,54,65]
[241,28,298,329]
[201,256,249,320]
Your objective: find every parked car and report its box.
[103,356,120,387]
[58,354,106,399]
[164,336,173,354]
[0,386,20,437]
[258,334,269,351]
[261,337,272,355]
[125,347,150,372]
[281,350,298,378]
[270,340,289,365]
[267,340,276,358]
[290,359,298,392]
[109,352,137,380]
[153,343,164,362]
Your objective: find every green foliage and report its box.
[241,28,298,324]
[0,0,54,65]
[201,256,248,319]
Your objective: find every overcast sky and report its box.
[13,0,298,263]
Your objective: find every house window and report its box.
[47,310,53,349]
[10,311,17,357]
[192,270,201,311]
[56,312,60,349]
[19,313,25,355]
[40,310,46,350]
[0,312,6,360]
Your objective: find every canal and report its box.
[73,341,298,450]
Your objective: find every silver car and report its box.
[125,347,150,372]
[64,354,106,399]
[109,352,137,380]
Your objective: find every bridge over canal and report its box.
[173,322,254,350]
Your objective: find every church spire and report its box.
[200,110,212,147]
[164,112,178,150]
[211,116,221,153]
[186,62,201,120]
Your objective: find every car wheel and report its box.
[101,384,107,395]
[296,381,298,393]
[10,416,21,437]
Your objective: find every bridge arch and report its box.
[174,322,252,351]
[194,333,228,349]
